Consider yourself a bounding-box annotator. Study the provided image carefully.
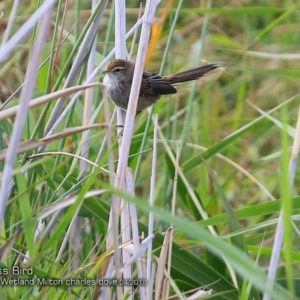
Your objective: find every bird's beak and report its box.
[103,70,108,74]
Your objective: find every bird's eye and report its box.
[114,68,121,72]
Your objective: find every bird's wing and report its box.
[140,71,177,96]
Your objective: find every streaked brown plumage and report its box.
[103,59,217,112]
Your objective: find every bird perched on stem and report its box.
[103,59,218,113]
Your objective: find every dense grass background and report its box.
[0,0,300,299]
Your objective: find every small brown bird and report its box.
[103,59,217,113]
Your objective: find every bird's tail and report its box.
[164,64,218,84]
